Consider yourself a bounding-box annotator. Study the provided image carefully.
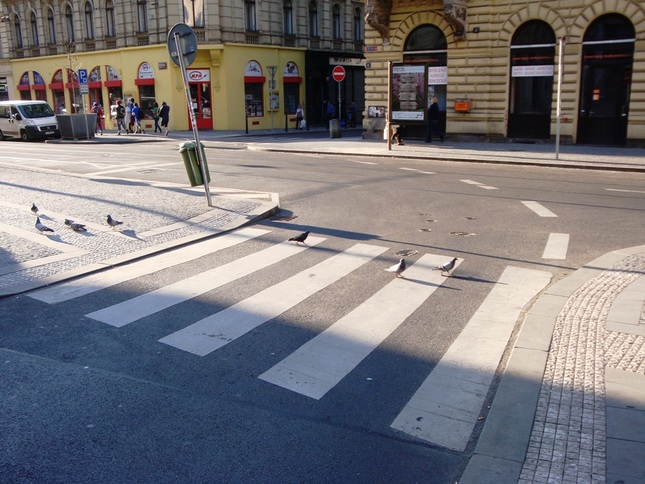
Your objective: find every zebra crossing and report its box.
[28,228,551,450]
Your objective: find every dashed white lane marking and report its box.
[85,237,325,327]
[159,244,388,356]
[350,160,379,165]
[522,200,558,217]
[259,255,463,400]
[390,266,551,451]
[90,162,178,176]
[542,233,570,260]
[400,167,436,175]
[605,188,645,194]
[29,228,269,304]
[460,179,497,190]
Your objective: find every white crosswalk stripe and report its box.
[85,236,326,327]
[159,243,387,356]
[29,228,270,304]
[259,255,463,400]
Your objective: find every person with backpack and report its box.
[115,99,126,135]
[132,103,145,134]
[91,101,104,135]
[152,101,161,133]
[159,101,170,136]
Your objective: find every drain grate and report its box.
[137,168,164,174]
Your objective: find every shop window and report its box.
[245,83,264,117]
[138,85,156,117]
[284,84,299,115]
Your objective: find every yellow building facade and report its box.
[363,0,645,146]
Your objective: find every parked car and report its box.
[0,100,61,141]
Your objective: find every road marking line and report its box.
[259,254,463,400]
[460,179,497,190]
[159,244,388,356]
[350,160,379,165]
[390,266,551,451]
[542,233,570,259]
[400,167,436,175]
[29,228,269,304]
[521,200,558,217]
[85,236,325,327]
[90,162,177,176]
[605,188,645,194]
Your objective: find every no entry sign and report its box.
[332,65,346,82]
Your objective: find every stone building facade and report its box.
[363,0,645,146]
[0,0,365,131]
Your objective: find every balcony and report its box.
[48,44,58,55]
[194,28,205,43]
[246,32,260,44]
[136,33,149,46]
[85,39,96,51]
[105,37,117,50]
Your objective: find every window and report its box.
[183,0,204,28]
[137,0,148,33]
[245,0,257,32]
[85,2,94,39]
[332,4,341,40]
[65,5,75,42]
[30,11,39,47]
[14,14,23,49]
[309,1,318,37]
[353,7,362,41]
[283,0,293,36]
[245,82,263,117]
[47,8,56,44]
[106,0,115,37]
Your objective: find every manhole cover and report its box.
[137,168,164,174]
[419,228,432,232]
[450,231,476,237]
[395,249,418,257]
[271,215,298,221]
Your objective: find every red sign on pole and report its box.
[332,65,346,82]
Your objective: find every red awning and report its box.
[17,84,30,91]
[48,83,64,90]
[88,81,101,88]
[135,78,155,85]
[104,80,122,87]
[244,76,266,83]
[33,84,46,90]
[283,77,302,83]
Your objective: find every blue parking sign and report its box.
[78,68,88,84]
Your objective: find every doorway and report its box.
[187,69,212,130]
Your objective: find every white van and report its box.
[0,100,61,141]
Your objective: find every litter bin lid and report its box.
[179,141,196,152]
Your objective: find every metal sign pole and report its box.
[174,32,212,207]
[387,61,392,150]
[555,36,566,160]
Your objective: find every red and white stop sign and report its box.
[332,65,346,82]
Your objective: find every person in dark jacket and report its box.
[426,96,444,143]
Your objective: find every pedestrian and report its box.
[295,104,304,130]
[115,99,126,135]
[426,96,444,143]
[152,102,161,133]
[124,99,132,134]
[347,102,357,128]
[132,103,145,134]
[159,101,170,136]
[326,101,335,128]
[391,124,404,145]
[91,101,103,135]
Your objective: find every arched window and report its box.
[106,0,115,37]
[245,0,257,32]
[332,4,341,40]
[283,0,293,36]
[309,1,318,37]
[85,2,94,39]
[137,0,148,33]
[65,5,75,42]
[47,8,56,44]
[353,7,363,42]
[404,25,447,52]
[30,11,39,47]
[14,14,23,49]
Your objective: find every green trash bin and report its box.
[179,141,211,186]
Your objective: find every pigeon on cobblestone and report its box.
[31,203,39,215]
[64,218,87,232]
[289,231,310,245]
[107,215,123,229]
[35,217,54,233]
[435,257,458,276]
[385,258,406,278]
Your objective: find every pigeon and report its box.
[435,257,458,276]
[289,231,310,245]
[107,214,123,229]
[35,217,54,233]
[385,258,406,278]
[64,218,87,232]
[31,203,39,215]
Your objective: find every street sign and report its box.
[167,23,198,68]
[78,68,88,85]
[332,65,346,82]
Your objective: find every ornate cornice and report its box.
[365,0,393,45]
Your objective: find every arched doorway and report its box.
[577,14,635,145]
[508,20,556,139]
[402,25,447,140]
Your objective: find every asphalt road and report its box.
[2,138,644,483]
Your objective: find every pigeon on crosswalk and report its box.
[64,218,87,232]
[107,214,123,229]
[35,217,54,233]
[435,257,458,276]
[385,258,406,278]
[31,203,39,215]
[289,231,310,245]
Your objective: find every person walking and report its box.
[91,101,103,135]
[132,103,145,134]
[295,104,304,130]
[159,101,170,136]
[325,101,335,128]
[426,96,444,143]
[347,102,357,128]
[115,99,126,135]
[152,102,161,133]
